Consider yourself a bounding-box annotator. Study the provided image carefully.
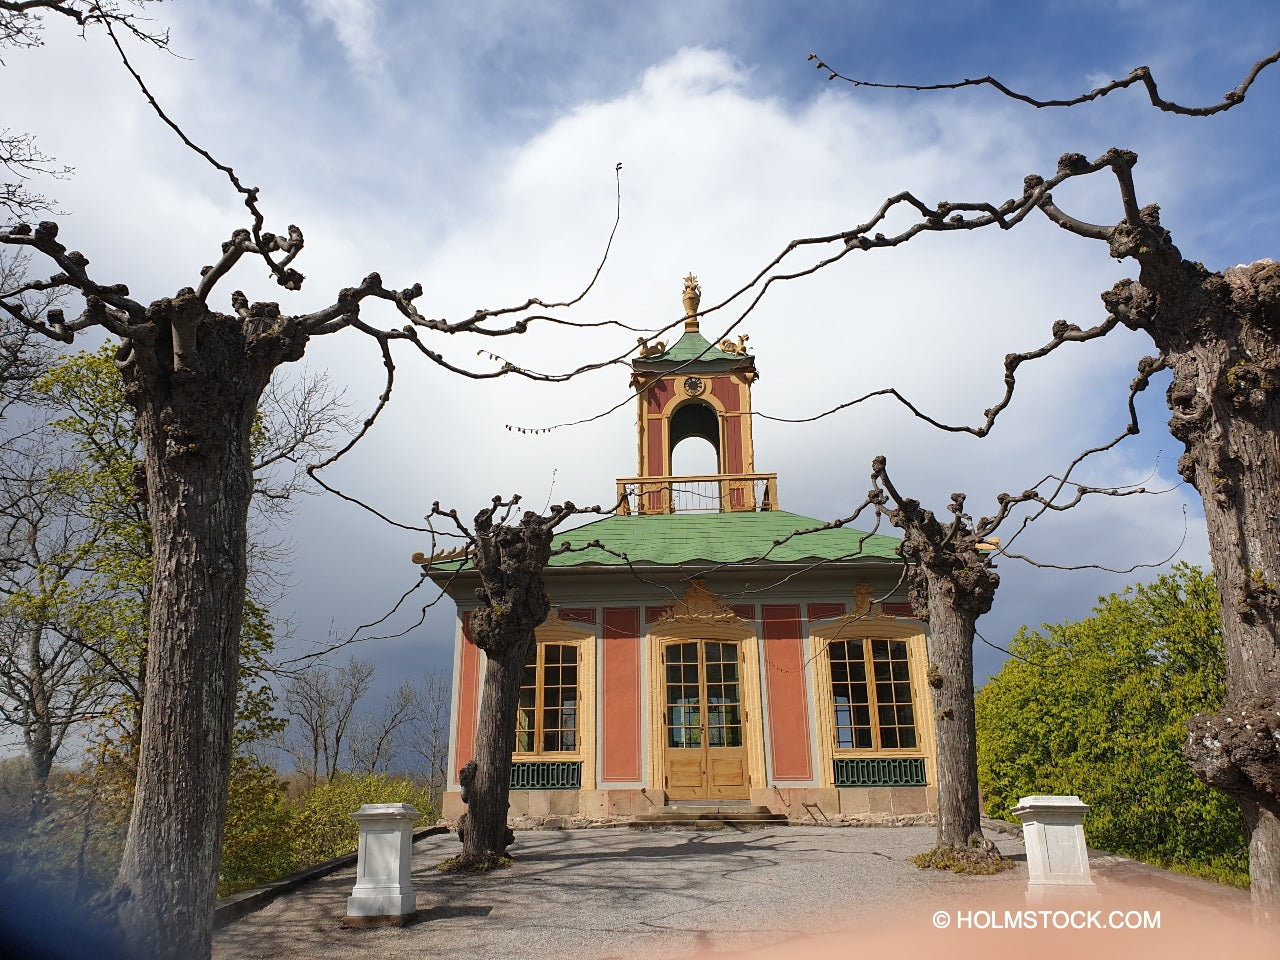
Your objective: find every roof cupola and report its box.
[618,275,775,515]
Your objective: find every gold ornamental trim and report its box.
[654,578,743,626]
[412,544,467,566]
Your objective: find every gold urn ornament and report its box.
[682,273,701,330]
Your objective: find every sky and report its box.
[4,0,1280,710]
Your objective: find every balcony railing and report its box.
[615,473,778,515]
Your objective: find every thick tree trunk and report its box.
[1177,357,1280,919]
[875,464,999,856]
[456,501,568,866]
[102,294,300,959]
[1106,230,1280,917]
[923,574,984,848]
[462,642,532,861]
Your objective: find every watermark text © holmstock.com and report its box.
[931,909,1161,931]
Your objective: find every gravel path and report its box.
[212,825,1254,960]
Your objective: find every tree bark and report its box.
[462,648,528,859]
[25,620,54,821]
[875,464,998,852]
[920,572,985,847]
[1102,217,1280,917]
[457,501,569,865]
[104,292,303,959]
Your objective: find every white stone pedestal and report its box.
[344,803,419,926]
[1012,794,1095,898]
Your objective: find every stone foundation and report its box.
[751,785,938,821]
[441,787,661,824]
[439,784,937,829]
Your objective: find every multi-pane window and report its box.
[516,643,578,754]
[829,638,917,750]
[664,640,743,749]
[665,641,702,748]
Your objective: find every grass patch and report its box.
[436,853,514,874]
[911,842,1014,876]
[1128,852,1250,889]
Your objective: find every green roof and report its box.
[545,510,901,568]
[652,330,744,364]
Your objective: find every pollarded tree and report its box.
[808,444,1153,866]
[426,497,578,868]
[0,214,613,955]
[768,478,1001,860]
[740,51,1280,915]
[870,463,999,859]
[0,227,607,957]
[0,5,622,953]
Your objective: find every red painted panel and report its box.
[882,602,916,617]
[716,378,747,478]
[713,377,745,474]
[729,423,745,474]
[646,377,674,414]
[646,425,664,477]
[730,604,755,622]
[808,603,845,621]
[559,607,597,625]
[601,607,642,782]
[710,377,740,412]
[454,613,481,784]
[645,605,669,624]
[761,604,813,781]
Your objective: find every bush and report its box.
[218,768,437,897]
[975,565,1249,887]
[219,757,297,896]
[288,772,435,870]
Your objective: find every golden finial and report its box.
[682,273,702,332]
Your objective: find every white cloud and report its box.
[261,46,1209,672]
[302,0,385,79]
[6,3,1270,695]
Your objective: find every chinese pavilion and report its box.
[426,277,938,823]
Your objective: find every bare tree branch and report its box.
[807,46,1280,117]
[509,149,1158,440]
[0,1,169,51]
[278,657,373,785]
[1002,504,1190,574]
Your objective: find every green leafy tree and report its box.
[0,347,292,895]
[32,346,159,770]
[0,345,355,903]
[28,347,287,767]
[976,564,1248,885]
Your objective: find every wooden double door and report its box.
[662,639,749,800]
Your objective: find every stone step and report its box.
[629,804,788,829]
[667,799,759,809]
[628,817,787,831]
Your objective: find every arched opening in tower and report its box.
[668,400,721,476]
